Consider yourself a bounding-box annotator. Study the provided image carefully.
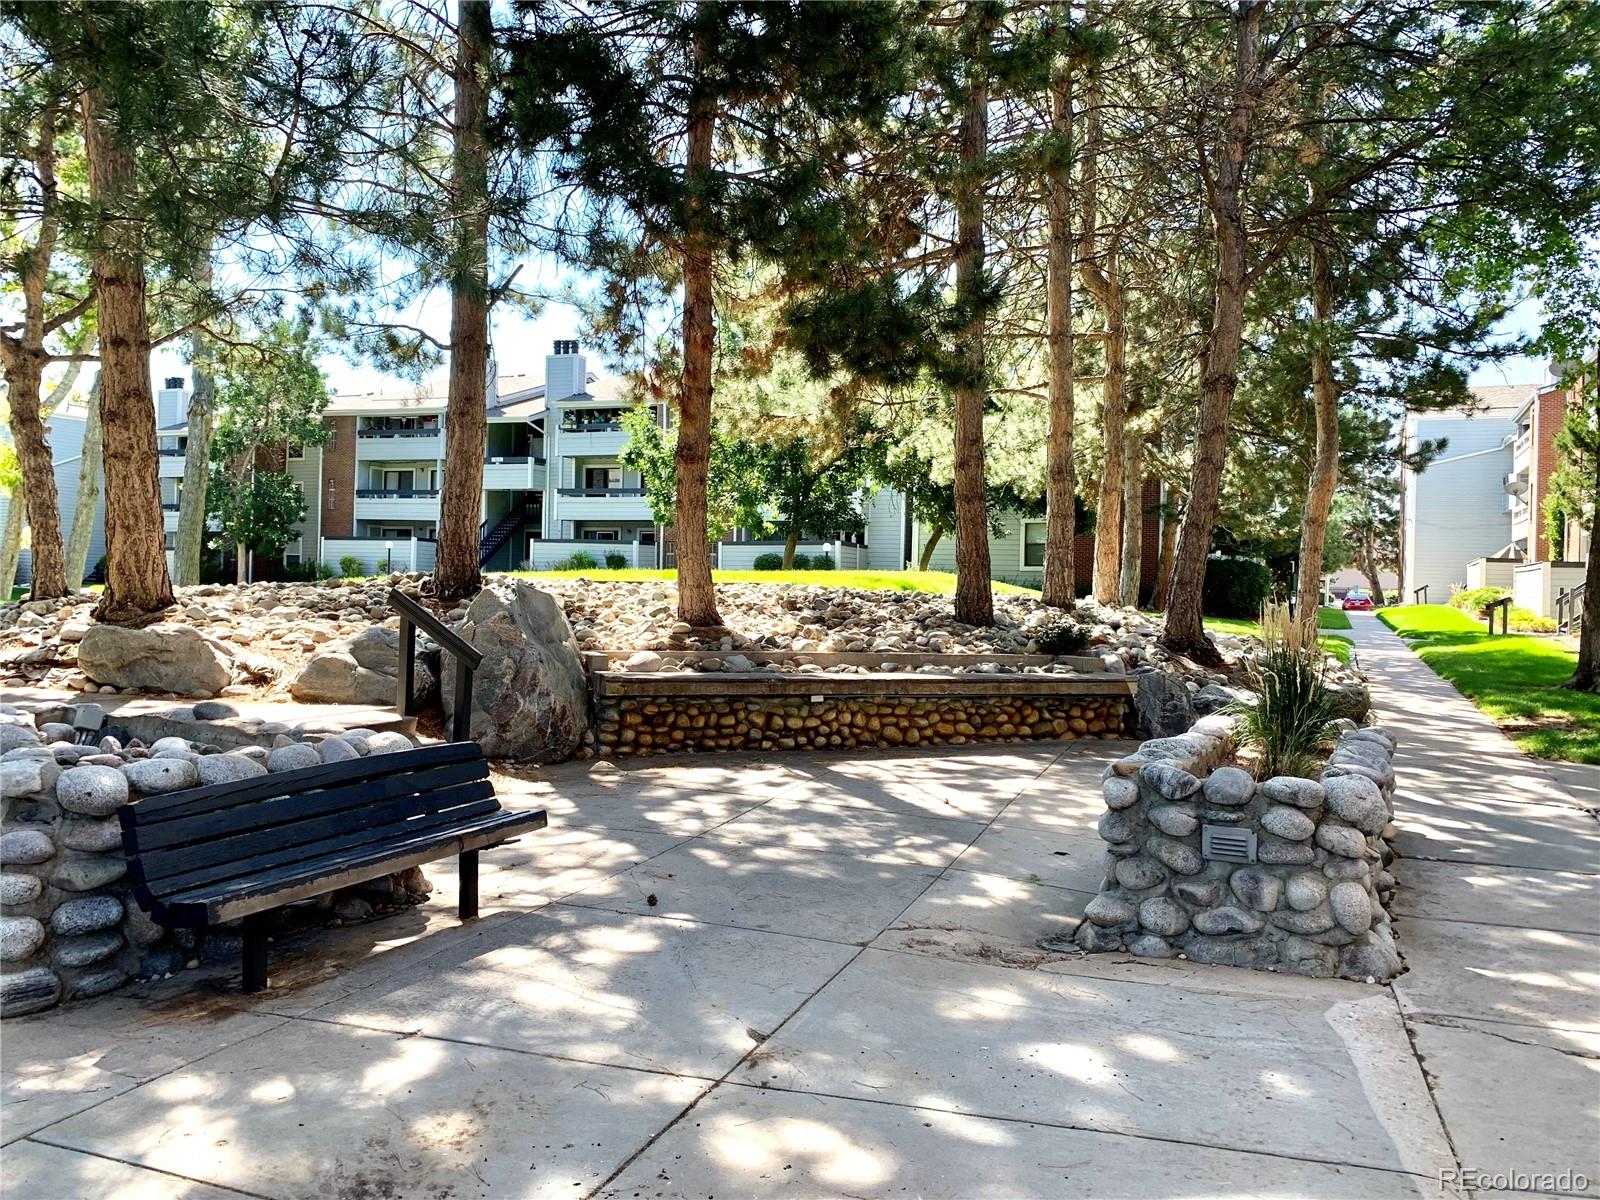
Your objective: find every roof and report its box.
[1407,383,1535,426]
[322,371,629,419]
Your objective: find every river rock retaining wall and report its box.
[1073,718,1402,982]
[596,693,1130,756]
[0,702,424,1018]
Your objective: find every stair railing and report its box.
[390,588,482,742]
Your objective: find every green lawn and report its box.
[1379,605,1597,763]
[503,567,1041,595]
[1204,610,1355,665]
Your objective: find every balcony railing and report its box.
[557,486,646,498]
[162,503,181,512]
[356,488,440,499]
[560,421,623,433]
[358,427,440,438]
[483,455,546,465]
[158,447,186,457]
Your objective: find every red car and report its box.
[1342,588,1375,611]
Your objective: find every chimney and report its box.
[546,339,586,402]
[156,377,189,429]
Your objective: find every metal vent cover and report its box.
[1201,825,1257,864]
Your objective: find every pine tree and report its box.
[504,0,907,627]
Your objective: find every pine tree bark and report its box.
[1076,73,1125,605]
[783,528,800,569]
[174,261,215,587]
[66,371,103,589]
[673,38,722,628]
[1160,4,1262,665]
[81,72,174,625]
[1,105,71,600]
[1118,435,1142,607]
[435,0,493,603]
[1040,54,1077,610]
[1296,240,1340,619]
[951,9,994,627]
[918,526,944,571]
[1151,482,1181,610]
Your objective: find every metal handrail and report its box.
[557,486,646,497]
[356,488,440,499]
[1557,583,1587,635]
[358,427,440,438]
[1412,585,1428,605]
[390,588,482,743]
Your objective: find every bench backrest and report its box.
[119,742,494,905]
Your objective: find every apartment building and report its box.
[0,404,108,587]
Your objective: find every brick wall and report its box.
[1530,387,1568,562]
[322,417,356,537]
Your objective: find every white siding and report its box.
[2,411,107,585]
[863,489,907,570]
[914,511,1036,585]
[1402,413,1515,602]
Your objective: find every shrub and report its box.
[1449,586,1510,617]
[1037,620,1090,656]
[752,552,785,571]
[1509,606,1557,633]
[604,552,627,570]
[810,553,835,570]
[1237,601,1338,779]
[559,551,599,571]
[338,555,363,578]
[791,552,813,570]
[1202,556,1271,618]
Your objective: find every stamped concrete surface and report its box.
[3,639,1596,1198]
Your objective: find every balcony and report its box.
[354,488,441,522]
[159,453,187,478]
[556,486,651,521]
[356,428,442,461]
[483,455,546,491]
[162,503,180,532]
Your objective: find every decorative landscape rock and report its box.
[1073,722,1403,982]
[443,580,590,762]
[56,765,130,816]
[121,758,198,796]
[77,623,233,697]
[291,626,433,708]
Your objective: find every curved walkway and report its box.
[1345,612,1599,1196]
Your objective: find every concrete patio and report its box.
[2,615,1596,1198]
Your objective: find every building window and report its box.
[581,529,620,542]
[583,466,621,490]
[287,441,304,461]
[326,480,336,510]
[1021,520,1046,569]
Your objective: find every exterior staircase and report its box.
[478,499,538,568]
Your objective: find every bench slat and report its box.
[153,808,548,926]
[136,780,499,890]
[127,758,490,855]
[125,742,482,825]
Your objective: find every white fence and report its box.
[320,536,437,576]
[520,538,652,570]
[1512,560,1590,617]
[1464,557,1518,592]
[715,540,866,571]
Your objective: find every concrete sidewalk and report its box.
[2,626,1595,1198]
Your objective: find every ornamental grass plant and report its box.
[1237,600,1339,778]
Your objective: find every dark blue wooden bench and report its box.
[119,742,545,992]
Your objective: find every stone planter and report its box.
[1072,716,1402,982]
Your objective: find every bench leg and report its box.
[241,914,270,993]
[459,850,479,921]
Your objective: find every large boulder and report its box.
[291,627,434,707]
[1131,668,1194,739]
[442,580,588,762]
[77,623,232,697]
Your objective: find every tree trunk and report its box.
[1565,362,1599,692]
[1296,240,1340,619]
[0,489,23,598]
[1118,435,1142,607]
[951,10,994,627]
[1160,4,1261,665]
[81,74,173,625]
[783,528,800,569]
[1077,72,1124,605]
[0,103,70,599]
[174,260,215,587]
[1040,54,1077,610]
[1359,537,1387,607]
[65,371,103,590]
[435,0,493,603]
[1151,483,1181,610]
[918,525,944,572]
[673,40,722,629]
